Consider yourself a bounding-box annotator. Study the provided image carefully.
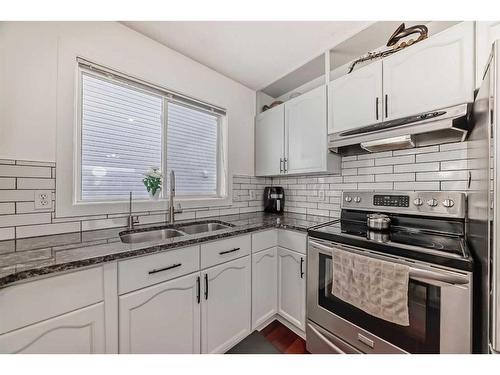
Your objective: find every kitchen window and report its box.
[76,60,227,205]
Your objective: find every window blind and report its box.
[166,102,219,196]
[80,72,163,200]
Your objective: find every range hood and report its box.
[328,103,470,153]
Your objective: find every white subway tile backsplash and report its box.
[440,160,469,171]
[375,155,415,166]
[0,228,15,241]
[441,181,470,190]
[342,159,374,168]
[416,170,469,181]
[343,175,375,183]
[0,178,16,189]
[17,178,55,190]
[358,165,393,175]
[394,181,440,191]
[0,190,35,202]
[439,142,468,151]
[358,182,394,190]
[0,165,51,178]
[394,162,440,173]
[393,145,439,156]
[416,149,468,162]
[357,151,393,160]
[0,203,15,215]
[0,213,52,228]
[16,222,81,238]
[375,173,415,182]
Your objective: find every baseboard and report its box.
[255,314,306,340]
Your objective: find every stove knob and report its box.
[354,196,361,203]
[443,199,455,208]
[427,198,438,207]
[413,198,423,206]
[345,196,352,203]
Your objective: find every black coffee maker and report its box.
[264,187,285,213]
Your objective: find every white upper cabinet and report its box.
[285,85,328,174]
[201,256,251,354]
[118,272,201,354]
[329,61,383,134]
[383,22,474,120]
[476,21,500,88]
[255,105,285,176]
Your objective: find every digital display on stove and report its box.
[373,195,409,207]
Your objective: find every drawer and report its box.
[201,234,251,269]
[278,229,307,254]
[118,245,199,294]
[252,229,278,253]
[0,266,104,335]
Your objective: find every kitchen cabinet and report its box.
[201,255,251,353]
[476,21,500,88]
[255,85,340,176]
[329,61,383,134]
[252,247,278,329]
[118,272,201,354]
[382,21,474,120]
[277,247,306,331]
[255,105,285,176]
[328,22,474,135]
[0,303,106,354]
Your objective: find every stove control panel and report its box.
[373,195,409,207]
[341,191,466,218]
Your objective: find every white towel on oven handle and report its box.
[331,248,410,326]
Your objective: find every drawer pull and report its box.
[148,263,182,275]
[300,257,305,279]
[219,247,240,255]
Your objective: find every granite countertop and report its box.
[0,212,335,288]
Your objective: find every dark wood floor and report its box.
[260,320,309,354]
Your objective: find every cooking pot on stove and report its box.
[367,213,391,230]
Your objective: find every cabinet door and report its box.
[383,22,474,120]
[255,105,284,176]
[285,85,328,174]
[252,247,278,329]
[202,256,251,353]
[0,303,105,354]
[277,247,306,331]
[476,21,500,88]
[329,61,383,134]
[119,272,201,354]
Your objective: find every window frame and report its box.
[56,59,231,218]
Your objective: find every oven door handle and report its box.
[307,323,349,354]
[308,239,470,286]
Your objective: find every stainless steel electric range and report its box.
[306,191,474,354]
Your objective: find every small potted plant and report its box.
[143,167,163,200]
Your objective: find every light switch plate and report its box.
[34,190,53,210]
[249,190,256,200]
[318,190,325,201]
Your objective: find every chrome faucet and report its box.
[169,170,183,224]
[127,192,139,230]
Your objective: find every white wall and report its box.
[0,21,256,176]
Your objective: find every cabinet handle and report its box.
[284,158,288,173]
[300,257,304,279]
[204,273,208,300]
[375,97,379,120]
[148,263,182,275]
[196,276,201,304]
[384,94,388,118]
[280,158,284,173]
[219,247,240,255]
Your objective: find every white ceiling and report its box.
[122,21,372,90]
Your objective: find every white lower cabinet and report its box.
[278,247,306,331]
[201,256,251,353]
[252,247,278,329]
[119,272,201,354]
[0,303,106,354]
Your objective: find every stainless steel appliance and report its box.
[467,41,500,354]
[307,191,473,354]
[328,103,469,152]
[263,186,285,213]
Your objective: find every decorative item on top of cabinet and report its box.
[348,23,429,73]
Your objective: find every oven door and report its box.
[307,238,472,354]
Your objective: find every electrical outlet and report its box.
[34,190,53,210]
[249,190,256,200]
[318,190,325,201]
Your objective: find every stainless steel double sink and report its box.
[120,221,233,244]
